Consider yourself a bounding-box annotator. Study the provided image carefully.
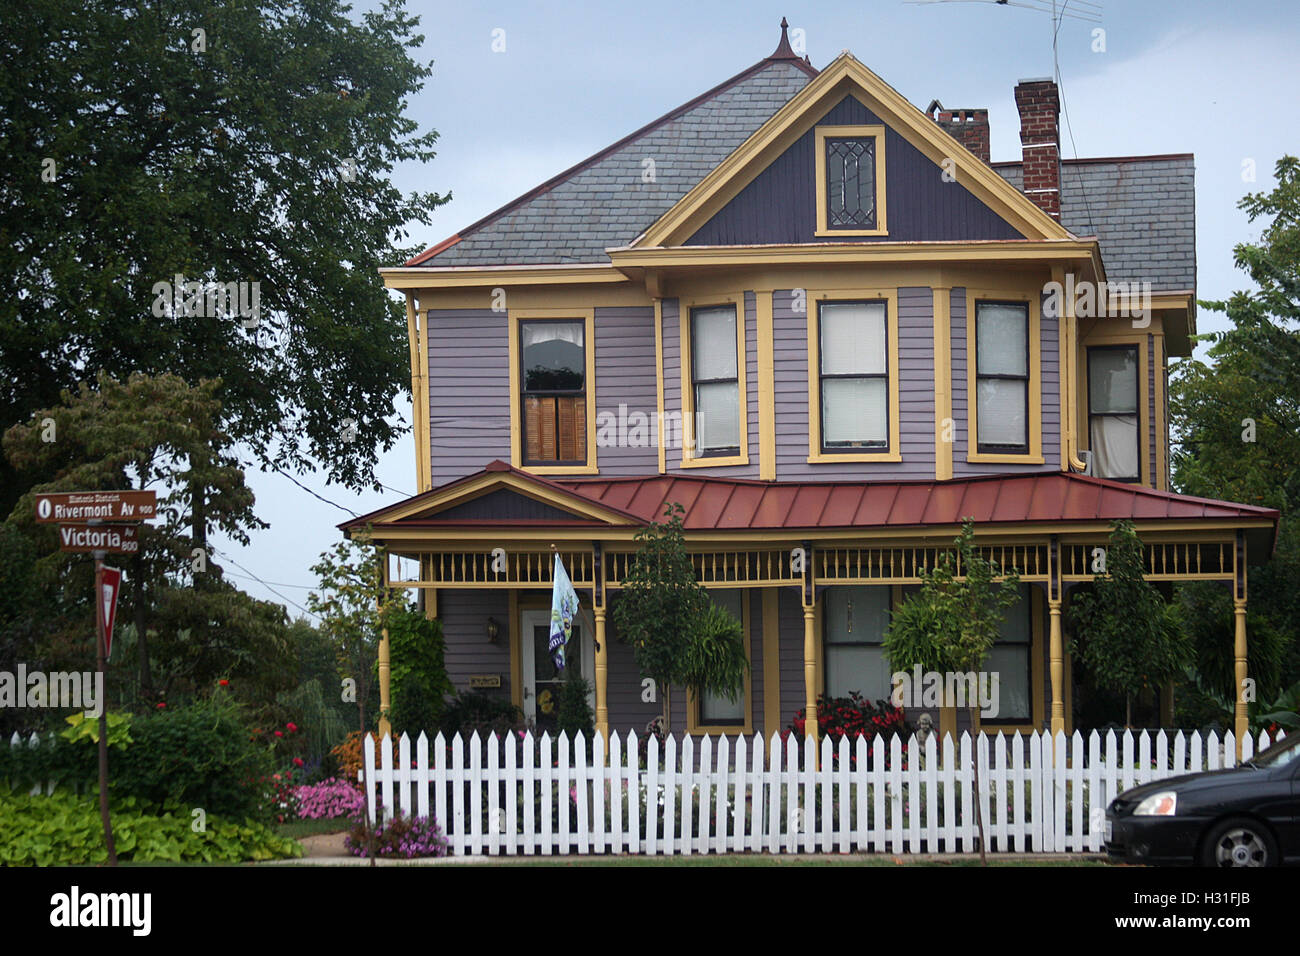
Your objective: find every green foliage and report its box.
[440,690,526,739]
[60,711,133,749]
[1068,521,1192,724]
[556,671,595,741]
[386,603,452,736]
[1182,670,1300,735]
[612,502,748,727]
[112,694,275,821]
[0,0,450,501]
[884,519,1022,683]
[681,602,748,702]
[0,792,301,865]
[1171,155,1300,695]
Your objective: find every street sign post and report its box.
[58,524,139,554]
[34,490,157,523]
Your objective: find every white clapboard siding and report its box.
[343,727,1284,857]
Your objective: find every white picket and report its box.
[767,733,781,854]
[504,732,517,855]
[837,735,851,854]
[698,735,713,854]
[574,731,589,855]
[801,735,816,853]
[641,732,655,855]
[819,734,834,853]
[609,731,623,854]
[416,732,430,821]
[522,732,535,856]
[1070,731,1084,852]
[450,733,465,855]
[939,733,954,853]
[469,731,483,855]
[856,735,871,851]
[746,734,763,854]
[1011,733,1025,852]
[398,733,412,817]
[593,731,606,855]
[785,734,800,854]
[1087,730,1102,852]
[539,733,552,856]
[993,732,1007,852]
[715,734,730,855]
[680,734,694,856]
[380,733,395,824]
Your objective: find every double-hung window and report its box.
[689,305,741,457]
[521,320,587,465]
[1087,345,1140,481]
[974,301,1031,454]
[818,301,889,452]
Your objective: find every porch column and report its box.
[1048,535,1065,738]
[594,606,609,745]
[1233,530,1248,760]
[802,602,818,744]
[378,623,392,738]
[592,542,608,753]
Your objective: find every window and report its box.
[986,586,1032,723]
[814,126,887,236]
[826,137,876,229]
[974,301,1030,454]
[818,300,889,452]
[1088,345,1140,481]
[823,586,892,701]
[521,319,586,464]
[697,590,747,726]
[689,305,740,457]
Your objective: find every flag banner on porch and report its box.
[549,554,579,670]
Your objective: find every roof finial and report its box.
[769,16,797,60]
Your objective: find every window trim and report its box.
[1080,332,1152,486]
[679,295,749,468]
[807,288,901,463]
[508,308,598,475]
[965,290,1043,464]
[1085,343,1142,484]
[814,125,888,237]
[686,588,753,735]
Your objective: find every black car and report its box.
[1105,732,1300,866]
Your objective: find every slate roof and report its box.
[411,58,817,267]
[994,156,1196,292]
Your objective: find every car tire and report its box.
[1199,817,1277,868]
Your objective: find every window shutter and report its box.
[525,397,542,462]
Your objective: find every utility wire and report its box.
[1052,0,1100,238]
[209,545,321,622]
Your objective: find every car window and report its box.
[1251,735,1299,769]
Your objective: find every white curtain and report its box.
[976,304,1028,376]
[521,321,583,349]
[977,379,1027,446]
[692,307,737,379]
[821,302,886,375]
[1091,415,1139,479]
[823,378,887,445]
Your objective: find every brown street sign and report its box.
[58,524,140,554]
[34,490,157,523]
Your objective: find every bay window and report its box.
[1088,345,1140,481]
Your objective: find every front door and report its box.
[520,608,595,734]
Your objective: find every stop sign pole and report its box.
[92,539,118,867]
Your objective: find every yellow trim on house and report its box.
[509,589,521,709]
[762,589,781,737]
[965,288,1044,465]
[635,53,1074,248]
[686,588,754,735]
[814,125,888,237]
[1156,333,1168,491]
[507,307,599,476]
[654,298,667,475]
[806,288,902,463]
[933,286,953,480]
[404,293,431,494]
[609,241,1100,272]
[381,264,629,290]
[1078,330,1152,487]
[755,290,777,481]
[678,293,750,468]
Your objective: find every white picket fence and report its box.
[358,727,1286,857]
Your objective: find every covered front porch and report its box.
[343,462,1277,751]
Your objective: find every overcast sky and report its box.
[212,0,1300,619]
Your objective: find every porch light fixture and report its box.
[486,616,499,642]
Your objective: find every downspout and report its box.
[1054,265,1089,473]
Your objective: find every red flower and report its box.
[274,730,283,738]
[218,679,229,686]
[157,702,166,709]
[286,722,299,733]
[292,757,304,767]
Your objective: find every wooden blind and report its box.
[524,395,584,462]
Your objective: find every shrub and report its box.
[112,694,275,821]
[295,777,365,820]
[345,812,448,858]
[441,690,527,739]
[0,791,301,865]
[387,605,453,735]
[784,693,908,768]
[557,671,595,741]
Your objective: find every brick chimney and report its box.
[927,101,990,164]
[1013,78,1061,219]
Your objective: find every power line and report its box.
[267,462,359,516]
[1052,0,1100,238]
[209,545,321,622]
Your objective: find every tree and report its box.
[307,532,404,733]
[0,0,450,521]
[1170,155,1300,700]
[611,502,747,731]
[1068,521,1191,727]
[3,372,267,703]
[884,519,1021,864]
